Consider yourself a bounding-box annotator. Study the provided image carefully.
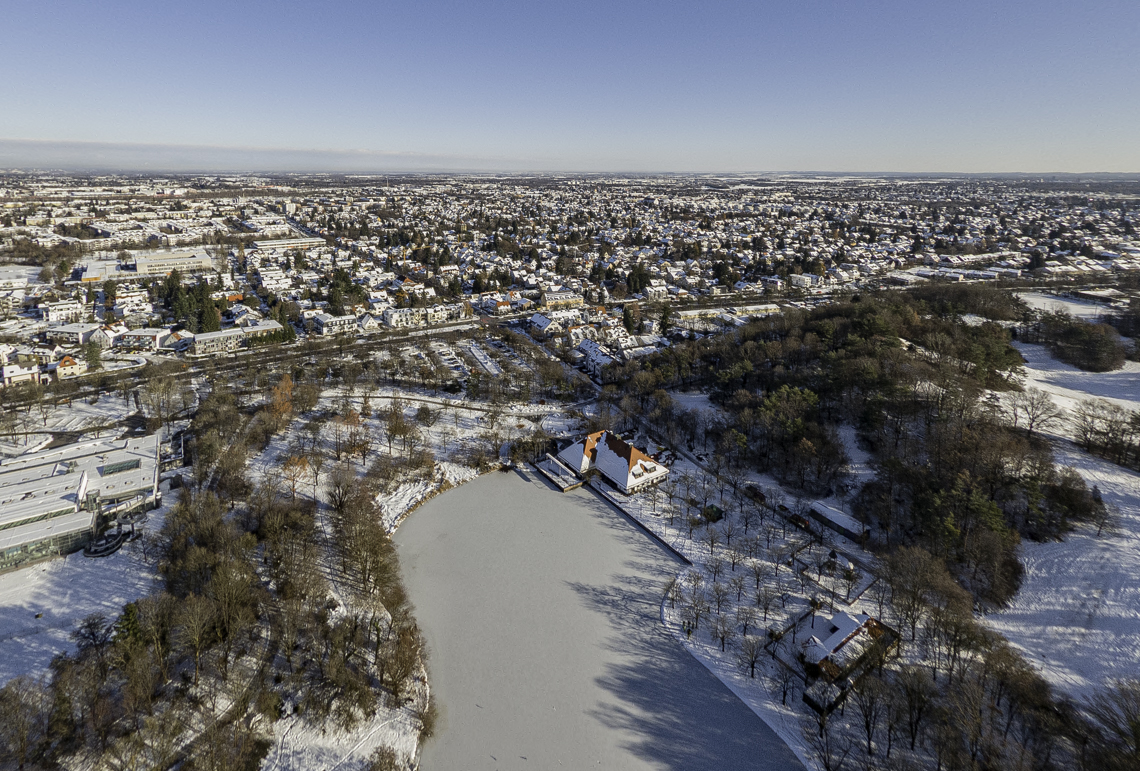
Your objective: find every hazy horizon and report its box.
[3,139,1137,178]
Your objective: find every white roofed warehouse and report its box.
[0,436,161,573]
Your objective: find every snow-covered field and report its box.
[985,344,1140,703]
[261,701,422,771]
[1012,341,1140,418]
[1019,291,1115,321]
[668,389,719,417]
[0,393,139,457]
[987,444,1140,702]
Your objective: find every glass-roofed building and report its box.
[0,436,160,573]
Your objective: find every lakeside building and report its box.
[557,430,669,494]
[0,436,160,573]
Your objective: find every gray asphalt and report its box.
[394,468,806,771]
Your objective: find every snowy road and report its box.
[395,469,804,771]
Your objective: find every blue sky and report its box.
[1,0,1136,172]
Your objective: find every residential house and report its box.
[55,355,87,380]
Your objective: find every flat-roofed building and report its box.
[0,471,91,574]
[0,435,160,573]
[40,300,85,324]
[133,252,214,276]
[114,327,171,352]
[46,322,101,346]
[250,237,326,251]
[192,327,246,355]
[312,313,357,336]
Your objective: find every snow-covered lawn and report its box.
[261,701,421,771]
[981,341,1140,703]
[668,389,719,417]
[1012,341,1140,417]
[602,480,885,770]
[986,443,1140,702]
[1019,291,1115,322]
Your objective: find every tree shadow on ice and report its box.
[568,577,805,770]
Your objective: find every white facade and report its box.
[556,431,669,494]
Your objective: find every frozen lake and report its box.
[395,468,803,771]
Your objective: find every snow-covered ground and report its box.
[261,701,422,771]
[1019,291,1115,321]
[836,424,874,493]
[668,390,719,417]
[601,477,880,770]
[1011,341,1140,418]
[985,343,1140,703]
[0,482,172,683]
[987,444,1140,703]
[248,384,567,769]
[0,393,139,457]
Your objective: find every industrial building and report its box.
[0,436,161,573]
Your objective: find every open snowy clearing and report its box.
[1018,291,1116,321]
[1011,341,1140,419]
[986,443,1140,703]
[985,344,1140,703]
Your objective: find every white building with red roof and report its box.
[557,430,669,494]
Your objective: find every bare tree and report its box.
[1008,386,1064,438]
[325,463,356,515]
[803,710,852,771]
[737,634,765,678]
[1085,677,1140,766]
[0,675,51,769]
[749,558,771,591]
[719,517,738,547]
[729,547,747,572]
[701,526,721,556]
[176,595,215,685]
[853,675,887,758]
[711,581,730,614]
[734,605,758,636]
[281,455,308,501]
[682,588,710,632]
[740,505,759,535]
[710,612,736,651]
[728,573,747,602]
[708,555,726,583]
[774,653,798,706]
[896,664,936,750]
[755,584,778,623]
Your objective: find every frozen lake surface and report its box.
[395,468,803,771]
